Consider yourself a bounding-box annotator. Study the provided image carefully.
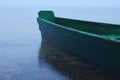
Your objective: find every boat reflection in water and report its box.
[39,41,120,80]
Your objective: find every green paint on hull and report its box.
[55,17,120,39]
[37,11,120,72]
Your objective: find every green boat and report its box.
[37,11,120,71]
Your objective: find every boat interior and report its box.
[39,11,120,40]
[55,17,120,40]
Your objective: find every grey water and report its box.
[0,7,120,80]
[0,7,68,80]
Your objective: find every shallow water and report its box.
[0,7,68,80]
[0,7,120,80]
[39,41,120,80]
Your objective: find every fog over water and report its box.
[0,6,120,80]
[0,7,68,80]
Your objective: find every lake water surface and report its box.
[0,7,120,80]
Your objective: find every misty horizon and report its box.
[0,0,120,8]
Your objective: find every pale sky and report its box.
[0,0,120,7]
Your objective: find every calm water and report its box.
[0,7,120,80]
[0,7,68,80]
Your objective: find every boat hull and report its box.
[37,18,120,72]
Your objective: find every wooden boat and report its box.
[37,11,120,71]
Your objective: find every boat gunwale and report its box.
[37,18,120,43]
[55,17,120,27]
